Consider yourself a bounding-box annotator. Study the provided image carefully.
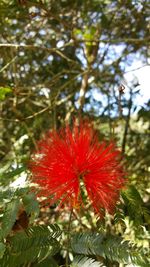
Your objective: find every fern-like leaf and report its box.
[71,232,149,266]
[0,224,61,267]
[71,256,105,267]
[32,256,58,267]
[121,186,150,226]
[9,224,61,252]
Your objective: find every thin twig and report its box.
[124,64,150,74]
[0,43,76,63]
[73,210,90,229]
[0,55,17,73]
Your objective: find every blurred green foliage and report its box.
[0,0,149,266]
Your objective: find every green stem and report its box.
[66,208,73,267]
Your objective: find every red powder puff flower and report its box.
[29,120,125,216]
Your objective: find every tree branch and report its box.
[122,90,132,154]
[0,43,75,63]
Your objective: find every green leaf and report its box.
[0,189,15,203]
[32,256,58,267]
[0,243,6,259]
[0,87,12,101]
[0,225,61,267]
[0,166,26,180]
[121,186,150,226]
[0,166,26,187]
[71,256,105,267]
[122,185,143,204]
[71,232,149,266]
[0,188,29,204]
[9,224,61,253]
[22,192,40,217]
[0,199,20,239]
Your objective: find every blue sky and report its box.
[124,63,150,106]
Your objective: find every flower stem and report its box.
[66,208,73,267]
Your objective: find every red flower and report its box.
[29,121,125,216]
